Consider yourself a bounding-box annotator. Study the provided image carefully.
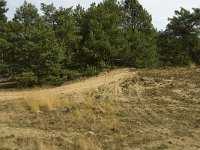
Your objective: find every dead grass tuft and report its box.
[23,92,69,112]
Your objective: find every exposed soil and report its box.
[0,67,199,150]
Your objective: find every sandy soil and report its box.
[0,67,199,150]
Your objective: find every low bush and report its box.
[18,72,38,88]
[62,70,82,80]
[0,64,10,76]
[45,75,63,86]
[98,60,112,69]
[83,66,100,76]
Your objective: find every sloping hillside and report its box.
[0,68,200,150]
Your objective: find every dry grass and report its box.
[0,112,12,123]
[23,92,69,112]
[0,67,199,149]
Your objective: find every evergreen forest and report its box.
[0,0,200,87]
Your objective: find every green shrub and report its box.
[18,72,38,88]
[45,75,63,86]
[0,64,10,75]
[62,70,82,80]
[84,66,100,76]
[98,60,112,69]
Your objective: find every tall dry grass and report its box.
[23,92,69,112]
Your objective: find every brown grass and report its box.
[23,92,69,112]
[0,67,199,149]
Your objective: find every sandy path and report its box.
[0,68,137,101]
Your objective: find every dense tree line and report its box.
[158,7,200,66]
[0,0,199,87]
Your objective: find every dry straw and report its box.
[23,92,69,112]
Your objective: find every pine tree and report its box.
[0,0,11,75]
[41,3,56,26]
[9,1,63,83]
[14,1,40,26]
[159,8,200,66]
[81,0,125,68]
[52,7,81,69]
[122,0,158,68]
[0,0,7,22]
[73,4,85,30]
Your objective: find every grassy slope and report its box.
[0,67,199,150]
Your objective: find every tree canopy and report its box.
[0,0,199,87]
[158,7,200,65]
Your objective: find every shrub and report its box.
[98,60,112,69]
[45,75,63,86]
[18,72,38,88]
[62,70,82,80]
[0,64,10,76]
[83,66,100,76]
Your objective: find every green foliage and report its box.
[0,0,8,22]
[98,60,112,69]
[80,0,125,68]
[9,1,63,78]
[14,1,40,26]
[45,75,62,86]
[2,0,199,88]
[0,37,10,66]
[159,8,200,66]
[61,70,82,80]
[122,0,158,68]
[0,0,11,71]
[73,4,85,29]
[40,3,56,25]
[0,64,10,75]
[122,0,153,32]
[84,66,100,76]
[18,72,38,88]
[157,32,191,66]
[52,7,81,68]
[123,30,158,68]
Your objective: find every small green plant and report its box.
[98,60,112,69]
[62,70,82,80]
[0,64,10,76]
[18,71,38,88]
[84,66,100,76]
[45,75,63,86]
